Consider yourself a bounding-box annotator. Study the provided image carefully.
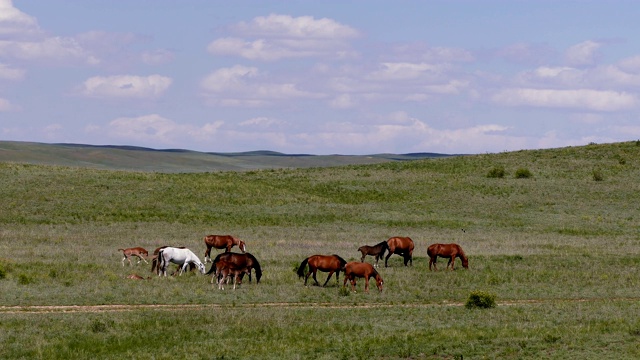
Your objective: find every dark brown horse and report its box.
[203,235,247,263]
[427,243,468,270]
[297,254,347,286]
[205,252,262,283]
[343,262,384,293]
[357,241,389,267]
[385,236,415,267]
[150,246,194,275]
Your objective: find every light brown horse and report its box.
[384,236,415,267]
[297,254,347,286]
[343,262,384,293]
[357,241,389,268]
[214,260,250,290]
[427,243,468,271]
[118,247,149,266]
[203,235,247,263]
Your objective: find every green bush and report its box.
[514,168,533,179]
[486,166,506,178]
[592,169,604,182]
[465,290,497,309]
[0,263,7,279]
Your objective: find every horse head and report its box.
[374,272,384,292]
[461,255,469,269]
[196,261,206,274]
[239,240,247,253]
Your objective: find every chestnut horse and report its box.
[385,236,415,267]
[214,260,251,290]
[118,247,149,266]
[343,262,384,293]
[205,252,263,283]
[203,235,247,263]
[427,243,469,271]
[297,254,347,286]
[357,241,389,267]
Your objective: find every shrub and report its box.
[0,263,7,279]
[465,290,497,309]
[486,166,506,178]
[338,286,351,297]
[592,169,604,182]
[514,168,533,179]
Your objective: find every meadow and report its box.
[1,141,639,359]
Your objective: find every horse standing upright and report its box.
[205,252,262,283]
[343,262,384,293]
[214,260,250,290]
[118,247,149,266]
[158,247,206,277]
[297,254,347,287]
[203,235,247,263]
[357,241,389,267]
[427,243,469,271]
[385,236,415,267]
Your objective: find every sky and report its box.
[1,1,640,155]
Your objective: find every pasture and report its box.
[1,141,639,359]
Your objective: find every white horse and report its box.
[158,247,206,277]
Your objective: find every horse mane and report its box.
[377,241,389,249]
[333,254,347,267]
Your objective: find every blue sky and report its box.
[2,1,640,154]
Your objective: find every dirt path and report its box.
[2,297,637,314]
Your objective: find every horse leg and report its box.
[323,270,335,287]
[431,257,438,271]
[350,279,357,292]
[121,256,127,266]
[311,269,320,286]
[360,252,366,263]
[384,252,393,267]
[204,245,211,263]
[447,257,453,270]
[364,277,370,293]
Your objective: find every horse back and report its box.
[387,237,414,252]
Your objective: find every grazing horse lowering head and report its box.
[343,262,384,293]
[427,243,468,271]
[158,247,206,277]
[297,254,347,287]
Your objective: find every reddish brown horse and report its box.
[427,243,468,271]
[385,236,415,267]
[343,262,384,293]
[214,260,251,290]
[297,254,347,286]
[118,247,149,266]
[205,252,263,283]
[203,235,247,263]
[357,241,389,267]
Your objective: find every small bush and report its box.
[338,286,351,297]
[514,168,533,179]
[486,166,506,178]
[18,273,35,285]
[465,290,497,309]
[0,263,7,280]
[592,169,604,182]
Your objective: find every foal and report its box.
[215,260,250,290]
[118,247,149,266]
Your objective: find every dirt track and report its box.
[2,297,637,314]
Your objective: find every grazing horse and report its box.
[151,246,195,275]
[214,260,250,290]
[203,235,247,263]
[205,252,262,283]
[343,262,384,293]
[297,254,347,287]
[385,236,415,267]
[158,247,206,277]
[427,243,469,271]
[357,241,389,267]
[118,247,149,266]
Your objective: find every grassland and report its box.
[1,141,639,359]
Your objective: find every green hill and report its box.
[0,141,452,172]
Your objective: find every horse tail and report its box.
[297,258,309,278]
[248,253,262,283]
[118,248,125,253]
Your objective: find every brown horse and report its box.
[427,243,468,270]
[205,252,263,283]
[357,241,389,267]
[297,254,347,286]
[118,247,149,266]
[385,236,415,267]
[343,262,384,293]
[214,260,250,290]
[203,235,247,263]
[150,246,194,275]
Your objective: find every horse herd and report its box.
[118,234,469,293]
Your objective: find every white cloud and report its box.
[208,14,359,61]
[201,65,323,106]
[0,0,39,36]
[0,62,24,80]
[493,88,637,112]
[101,114,224,146]
[0,97,12,111]
[565,40,602,66]
[80,75,172,99]
[367,62,447,81]
[141,49,175,65]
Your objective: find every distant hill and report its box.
[0,141,455,172]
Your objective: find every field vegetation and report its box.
[1,141,639,359]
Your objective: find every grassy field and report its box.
[1,141,639,359]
